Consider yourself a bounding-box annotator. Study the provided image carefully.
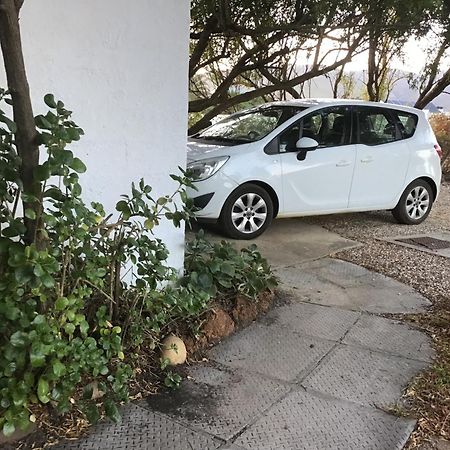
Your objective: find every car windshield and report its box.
[192,106,305,144]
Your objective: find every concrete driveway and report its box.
[189,218,359,267]
[56,218,433,450]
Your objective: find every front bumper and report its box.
[193,192,215,209]
[187,171,239,219]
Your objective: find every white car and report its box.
[187,99,442,239]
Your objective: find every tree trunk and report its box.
[366,27,378,102]
[0,0,41,245]
[415,68,450,110]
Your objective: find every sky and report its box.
[292,34,450,110]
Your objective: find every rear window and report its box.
[391,110,418,139]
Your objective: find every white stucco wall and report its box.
[1,0,190,270]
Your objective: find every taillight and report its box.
[435,143,443,159]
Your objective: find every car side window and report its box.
[278,106,349,153]
[356,108,398,145]
[392,111,418,139]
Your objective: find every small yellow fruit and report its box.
[161,335,187,366]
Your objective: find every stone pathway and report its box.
[55,254,434,450]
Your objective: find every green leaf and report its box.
[3,421,15,437]
[33,264,45,277]
[79,320,89,336]
[82,384,94,400]
[72,183,82,197]
[44,93,57,108]
[64,323,75,335]
[116,200,129,212]
[198,272,213,289]
[70,157,87,174]
[37,377,50,403]
[30,345,46,368]
[0,115,17,133]
[10,331,27,348]
[3,226,20,238]
[17,414,32,432]
[43,187,65,201]
[34,164,51,181]
[42,214,57,227]
[96,268,107,278]
[144,218,154,230]
[104,399,121,423]
[55,297,69,311]
[12,390,27,407]
[67,127,81,141]
[221,262,235,277]
[52,360,66,377]
[35,114,53,130]
[15,266,33,284]
[217,278,232,288]
[41,274,55,288]
[24,372,34,387]
[24,209,36,220]
[84,404,100,424]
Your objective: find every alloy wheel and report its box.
[231,193,268,234]
[406,186,430,220]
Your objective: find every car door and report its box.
[348,106,411,209]
[276,106,357,215]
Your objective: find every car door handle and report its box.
[361,157,374,163]
[336,160,351,167]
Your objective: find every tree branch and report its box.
[415,67,450,109]
[189,37,362,135]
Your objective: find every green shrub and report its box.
[184,230,278,298]
[0,90,195,435]
[0,89,277,438]
[429,113,450,178]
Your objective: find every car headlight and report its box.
[187,156,229,181]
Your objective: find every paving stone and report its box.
[54,403,220,450]
[210,323,335,381]
[303,344,428,407]
[274,267,326,292]
[344,285,430,314]
[235,389,416,450]
[278,258,391,289]
[142,365,290,441]
[344,314,434,362]
[301,258,378,287]
[300,281,428,314]
[263,301,359,341]
[276,259,430,314]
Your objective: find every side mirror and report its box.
[296,137,319,151]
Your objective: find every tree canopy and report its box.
[189,0,445,132]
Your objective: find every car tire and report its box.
[392,179,434,225]
[220,184,273,239]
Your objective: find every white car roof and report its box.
[262,98,423,115]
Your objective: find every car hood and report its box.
[187,139,252,162]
